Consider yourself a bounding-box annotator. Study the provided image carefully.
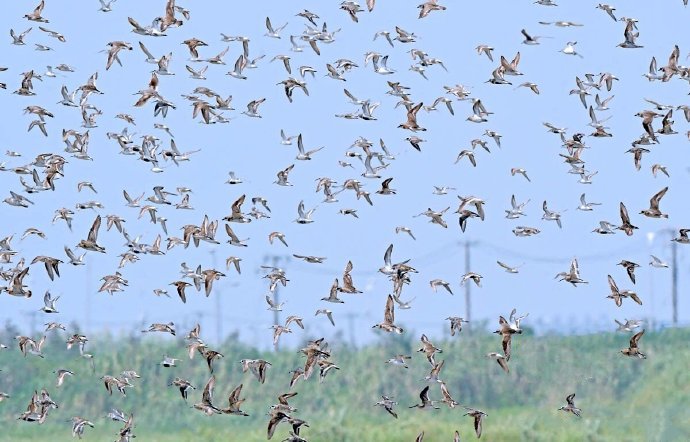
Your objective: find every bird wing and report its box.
[384,294,395,324]
[87,215,101,242]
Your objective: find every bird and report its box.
[446,317,468,336]
[620,329,647,359]
[76,215,105,253]
[618,260,640,284]
[375,395,398,418]
[319,278,345,304]
[606,275,642,307]
[649,255,669,268]
[521,29,550,45]
[497,261,521,273]
[618,202,638,236]
[430,279,453,295]
[54,369,74,387]
[639,187,669,218]
[39,291,60,313]
[558,393,582,417]
[315,309,335,326]
[615,319,644,333]
[408,386,439,410]
[560,41,583,58]
[577,194,601,211]
[463,407,488,438]
[372,295,403,334]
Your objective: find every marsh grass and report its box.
[0,327,688,441]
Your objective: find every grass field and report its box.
[0,326,688,441]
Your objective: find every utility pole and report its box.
[345,312,356,348]
[656,228,679,327]
[261,254,289,350]
[23,311,37,336]
[210,250,222,344]
[86,261,92,335]
[671,240,678,326]
[463,241,476,331]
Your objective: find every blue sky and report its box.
[1,0,689,348]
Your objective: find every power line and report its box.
[478,240,647,264]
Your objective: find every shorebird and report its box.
[506,195,529,219]
[463,407,487,438]
[497,261,521,273]
[618,19,643,48]
[615,319,644,332]
[461,272,483,287]
[293,254,326,264]
[39,291,59,313]
[620,329,646,359]
[193,376,221,415]
[225,224,249,247]
[640,187,669,218]
[25,1,48,22]
[521,28,550,45]
[577,193,601,211]
[418,334,443,365]
[32,256,62,281]
[476,45,494,61]
[671,229,690,244]
[606,275,642,307]
[266,295,286,311]
[385,354,411,368]
[398,102,425,131]
[418,0,446,18]
[265,17,287,38]
[408,386,439,410]
[511,168,531,181]
[240,359,271,384]
[321,279,344,303]
[294,201,316,224]
[76,215,105,253]
[542,200,564,228]
[170,378,195,401]
[430,279,453,295]
[446,317,468,336]
[143,322,175,335]
[649,254,669,268]
[221,384,249,416]
[375,396,398,418]
[618,260,640,283]
[339,260,362,294]
[597,3,617,21]
[618,202,638,236]
[651,164,669,178]
[555,258,588,286]
[439,382,458,408]
[416,207,450,228]
[457,195,486,221]
[558,393,582,417]
[268,232,288,247]
[315,309,335,326]
[561,41,583,58]
[372,295,403,333]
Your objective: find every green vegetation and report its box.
[0,324,688,441]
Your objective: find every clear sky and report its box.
[1,0,689,349]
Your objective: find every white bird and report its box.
[560,41,583,58]
[577,194,601,211]
[649,255,669,268]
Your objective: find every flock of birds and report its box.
[0,0,688,440]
